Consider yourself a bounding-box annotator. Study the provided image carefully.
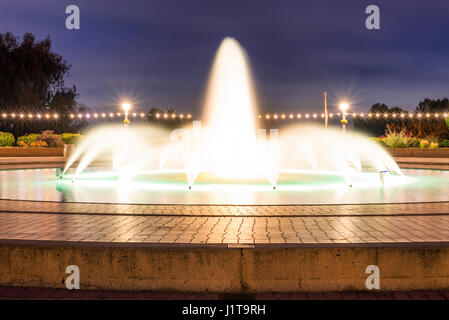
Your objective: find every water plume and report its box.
[63,37,403,190]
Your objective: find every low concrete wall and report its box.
[2,244,449,292]
[387,148,449,158]
[0,147,63,157]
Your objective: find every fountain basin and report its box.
[1,167,448,205]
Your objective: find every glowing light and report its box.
[121,103,131,112]
[339,102,349,112]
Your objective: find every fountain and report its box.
[27,37,420,205]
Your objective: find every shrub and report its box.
[423,136,439,144]
[420,139,429,148]
[30,140,48,148]
[370,137,385,146]
[0,132,15,147]
[440,139,449,148]
[37,130,64,147]
[60,133,83,145]
[17,141,28,148]
[17,134,40,147]
[430,142,439,149]
[382,128,417,148]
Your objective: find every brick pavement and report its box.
[1,201,449,246]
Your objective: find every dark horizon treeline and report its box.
[353,99,449,139]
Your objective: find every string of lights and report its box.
[0,112,193,120]
[0,112,448,120]
[260,112,449,120]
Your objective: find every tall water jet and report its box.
[201,37,260,179]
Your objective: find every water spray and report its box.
[380,170,388,185]
[56,168,63,180]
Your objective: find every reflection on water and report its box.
[0,168,448,205]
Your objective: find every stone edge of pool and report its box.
[2,242,449,292]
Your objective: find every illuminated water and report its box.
[63,37,403,190]
[1,168,448,205]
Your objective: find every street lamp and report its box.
[122,102,131,126]
[339,102,349,133]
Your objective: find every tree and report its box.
[353,103,407,136]
[369,103,389,114]
[411,98,449,138]
[146,107,186,129]
[354,99,449,139]
[0,32,85,137]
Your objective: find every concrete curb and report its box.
[2,243,449,292]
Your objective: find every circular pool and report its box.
[1,167,449,205]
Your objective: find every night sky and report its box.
[1,0,448,114]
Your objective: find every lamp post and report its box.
[324,91,328,129]
[122,103,131,126]
[339,102,349,133]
